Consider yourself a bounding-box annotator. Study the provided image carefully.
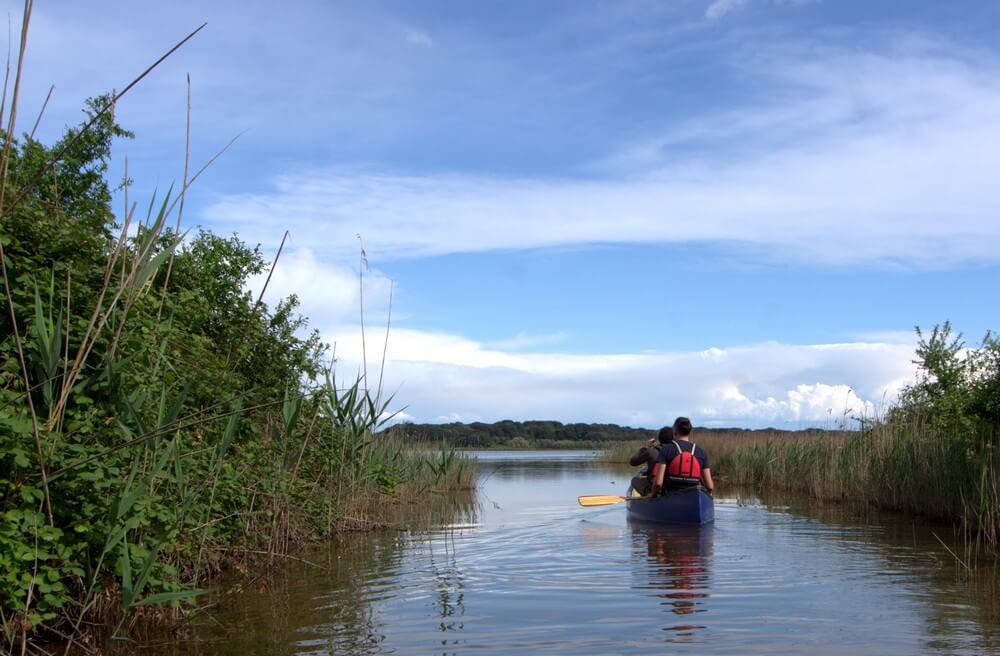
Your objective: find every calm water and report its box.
[153,451,999,655]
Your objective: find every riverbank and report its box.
[96,451,1000,655]
[0,94,475,652]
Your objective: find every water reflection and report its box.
[631,522,713,638]
[484,453,610,482]
[429,529,467,654]
[126,452,1000,655]
[727,487,1000,655]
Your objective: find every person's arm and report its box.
[701,468,715,495]
[650,463,664,497]
[629,446,649,467]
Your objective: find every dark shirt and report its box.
[656,439,710,471]
[629,444,661,471]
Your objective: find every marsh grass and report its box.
[606,422,999,550]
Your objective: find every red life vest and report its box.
[666,440,701,486]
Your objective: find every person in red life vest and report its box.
[649,417,715,497]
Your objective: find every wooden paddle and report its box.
[577,494,648,507]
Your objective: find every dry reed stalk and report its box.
[155,74,192,321]
[0,0,52,524]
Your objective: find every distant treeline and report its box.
[391,420,844,448]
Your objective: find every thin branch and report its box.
[374,280,393,413]
[358,235,368,388]
[45,395,293,481]
[225,229,288,368]
[156,73,192,321]
[27,82,51,140]
[0,13,11,133]
[0,0,52,524]
[255,230,288,309]
[202,546,328,571]
[2,22,207,219]
[161,128,243,221]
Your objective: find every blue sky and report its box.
[12,0,1000,427]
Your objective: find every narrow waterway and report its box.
[154,450,999,655]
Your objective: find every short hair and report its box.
[657,426,673,442]
[673,417,693,437]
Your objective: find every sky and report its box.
[9,0,1000,428]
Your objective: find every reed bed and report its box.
[606,421,999,547]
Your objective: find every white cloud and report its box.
[705,0,750,20]
[403,28,434,47]
[205,43,1000,268]
[247,247,393,329]
[700,382,877,424]
[486,331,570,351]
[705,0,817,20]
[323,326,917,428]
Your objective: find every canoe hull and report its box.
[625,487,715,525]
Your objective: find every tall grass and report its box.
[0,9,476,652]
[607,422,999,548]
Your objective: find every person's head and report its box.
[657,426,673,443]
[673,417,693,438]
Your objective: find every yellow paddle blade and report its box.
[577,495,628,507]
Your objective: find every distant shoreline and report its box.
[391,420,850,450]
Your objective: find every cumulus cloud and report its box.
[205,43,1000,268]
[247,247,393,330]
[322,326,917,428]
[700,382,875,424]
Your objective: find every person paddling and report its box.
[628,426,670,495]
[650,417,714,497]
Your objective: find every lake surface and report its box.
[154,450,999,655]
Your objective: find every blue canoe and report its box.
[625,486,715,525]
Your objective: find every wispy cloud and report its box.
[705,0,818,21]
[403,28,434,47]
[486,332,570,351]
[205,39,1000,269]
[705,0,751,20]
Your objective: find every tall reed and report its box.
[0,11,475,653]
[607,423,999,548]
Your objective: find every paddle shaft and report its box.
[577,486,708,507]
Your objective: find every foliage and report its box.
[898,322,1000,433]
[0,102,474,649]
[394,419,841,449]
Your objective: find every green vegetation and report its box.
[392,419,835,449]
[394,419,655,448]
[0,100,474,650]
[600,429,849,464]
[609,324,1000,548]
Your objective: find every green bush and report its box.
[0,99,473,649]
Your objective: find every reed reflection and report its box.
[429,528,467,654]
[631,521,714,640]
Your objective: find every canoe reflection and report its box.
[630,521,713,639]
